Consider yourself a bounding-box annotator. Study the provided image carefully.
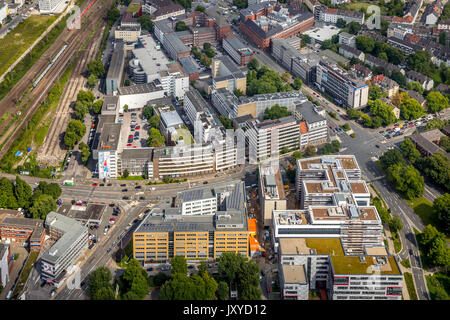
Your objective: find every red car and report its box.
[126,143,132,146]
[135,126,140,130]
[410,124,415,128]
[92,183,98,186]
[128,135,133,139]
[329,126,333,130]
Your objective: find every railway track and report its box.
[38,23,105,164]
[0,0,114,160]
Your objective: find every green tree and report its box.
[264,104,291,120]
[88,266,115,300]
[106,7,120,25]
[408,50,433,75]
[142,106,154,119]
[292,77,303,90]
[425,118,448,131]
[301,34,311,48]
[29,194,57,219]
[74,101,89,120]
[369,99,396,126]
[418,153,450,191]
[439,31,447,46]
[138,14,153,32]
[87,74,97,89]
[439,136,450,152]
[419,225,450,268]
[304,145,317,157]
[148,114,160,129]
[92,99,103,114]
[64,120,86,148]
[79,142,91,164]
[14,176,32,209]
[389,215,403,233]
[347,21,361,35]
[219,116,233,129]
[234,89,244,98]
[36,181,61,199]
[87,60,105,77]
[346,108,360,120]
[198,261,208,277]
[0,177,18,209]
[369,86,386,100]
[355,35,375,53]
[120,258,149,299]
[336,18,346,28]
[433,193,450,235]
[153,272,170,287]
[387,164,424,199]
[175,21,189,31]
[171,256,188,276]
[292,150,303,160]
[122,169,129,178]
[217,281,228,300]
[400,138,421,164]
[407,81,424,95]
[217,252,246,287]
[195,5,205,12]
[248,58,259,71]
[147,128,165,147]
[124,104,129,112]
[379,149,406,170]
[400,98,424,121]
[390,70,406,87]
[426,91,449,113]
[232,0,248,9]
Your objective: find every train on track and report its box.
[32,44,68,89]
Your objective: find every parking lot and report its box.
[119,109,149,149]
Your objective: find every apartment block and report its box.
[133,181,249,263]
[211,56,247,95]
[338,32,356,47]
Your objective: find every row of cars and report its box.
[127,113,141,147]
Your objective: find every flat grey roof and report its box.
[255,116,297,130]
[296,101,325,123]
[165,32,190,54]
[239,90,306,104]
[185,89,209,112]
[118,81,164,95]
[98,123,122,151]
[161,110,183,128]
[106,41,124,80]
[57,204,106,223]
[179,56,200,75]
[42,212,87,264]
[177,187,215,203]
[121,148,153,160]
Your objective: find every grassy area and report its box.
[126,4,141,12]
[340,2,370,13]
[393,231,402,254]
[406,196,434,226]
[117,175,145,180]
[404,272,418,300]
[12,251,39,299]
[426,272,450,300]
[0,15,57,76]
[401,258,411,269]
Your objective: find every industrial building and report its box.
[41,212,89,285]
[133,181,250,263]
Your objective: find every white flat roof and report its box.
[132,35,170,76]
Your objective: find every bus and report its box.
[63,179,73,186]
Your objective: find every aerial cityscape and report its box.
[0,0,449,304]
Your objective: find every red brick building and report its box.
[0,215,45,252]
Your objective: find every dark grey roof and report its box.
[106,42,124,80]
[179,56,199,75]
[118,81,164,95]
[0,243,8,259]
[339,44,363,56]
[254,116,298,130]
[406,70,431,84]
[165,32,190,54]
[406,90,425,104]
[410,133,449,157]
[185,89,209,112]
[296,101,326,123]
[121,148,153,160]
